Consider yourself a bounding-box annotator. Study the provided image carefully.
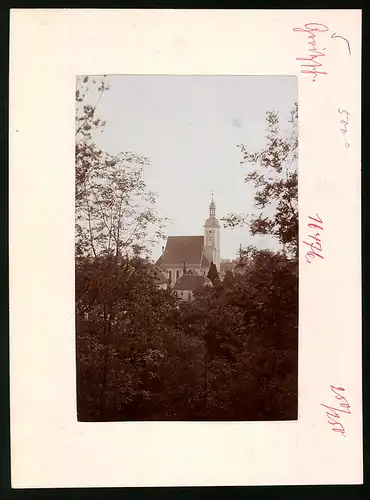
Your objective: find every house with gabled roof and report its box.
[173,274,213,300]
[155,196,221,286]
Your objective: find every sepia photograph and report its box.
[75,75,298,422]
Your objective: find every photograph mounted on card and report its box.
[9,9,362,488]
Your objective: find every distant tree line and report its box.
[77,248,297,421]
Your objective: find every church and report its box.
[155,196,221,287]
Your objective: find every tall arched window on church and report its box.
[176,270,180,281]
[169,270,172,283]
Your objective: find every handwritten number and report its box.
[305,215,323,263]
[331,33,351,55]
[338,108,349,118]
[338,109,350,148]
[321,385,350,437]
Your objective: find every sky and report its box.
[90,75,297,260]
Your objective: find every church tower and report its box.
[204,195,221,270]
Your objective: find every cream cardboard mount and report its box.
[9,9,362,487]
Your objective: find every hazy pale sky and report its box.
[91,75,297,260]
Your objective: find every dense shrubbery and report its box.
[76,248,298,421]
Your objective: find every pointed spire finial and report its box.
[209,190,216,217]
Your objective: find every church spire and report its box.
[204,192,220,272]
[209,193,216,217]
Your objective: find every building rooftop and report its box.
[201,254,210,267]
[156,235,206,267]
[173,274,212,291]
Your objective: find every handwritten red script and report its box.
[304,214,324,263]
[293,23,329,83]
[321,385,351,437]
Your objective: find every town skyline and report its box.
[153,194,239,265]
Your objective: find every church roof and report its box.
[156,236,205,267]
[155,254,163,266]
[201,254,210,267]
[173,274,212,291]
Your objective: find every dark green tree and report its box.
[207,261,220,285]
[222,269,236,289]
[75,76,171,420]
[222,103,298,257]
